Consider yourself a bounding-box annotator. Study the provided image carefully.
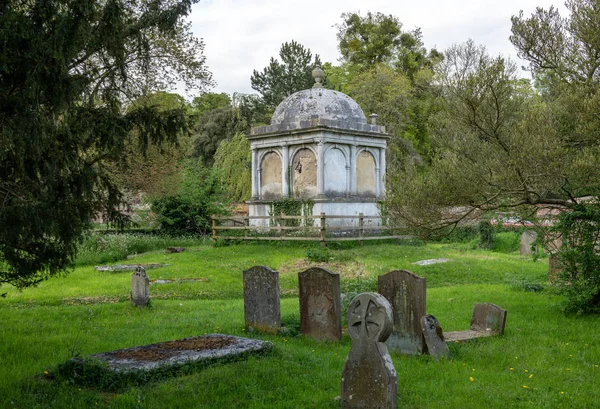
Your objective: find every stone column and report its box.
[316,140,325,197]
[379,147,386,197]
[350,144,357,196]
[375,166,381,197]
[251,148,258,199]
[281,144,289,198]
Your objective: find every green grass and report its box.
[1,236,599,408]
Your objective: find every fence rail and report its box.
[211,213,411,246]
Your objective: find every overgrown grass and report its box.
[1,235,598,408]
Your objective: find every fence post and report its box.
[280,211,286,242]
[244,216,248,244]
[358,213,364,246]
[320,212,326,247]
[212,216,217,243]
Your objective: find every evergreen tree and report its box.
[0,0,212,289]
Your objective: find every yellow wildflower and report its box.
[469,377,474,382]
[529,374,533,379]
[523,385,528,389]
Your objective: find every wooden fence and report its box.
[211,213,411,246]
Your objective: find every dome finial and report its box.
[312,66,324,88]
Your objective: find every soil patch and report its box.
[111,336,235,362]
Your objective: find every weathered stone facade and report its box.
[247,68,389,226]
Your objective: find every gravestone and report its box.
[470,303,507,334]
[378,270,426,354]
[298,267,341,341]
[520,230,538,255]
[341,292,397,409]
[131,266,150,307]
[420,314,450,360]
[243,266,280,334]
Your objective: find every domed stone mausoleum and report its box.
[247,68,389,226]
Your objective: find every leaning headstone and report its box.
[470,303,507,335]
[131,266,150,307]
[243,266,280,334]
[520,230,538,255]
[378,270,426,355]
[341,292,397,409]
[298,267,341,341]
[420,314,450,360]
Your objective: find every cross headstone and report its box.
[341,292,397,409]
[520,230,538,255]
[378,270,426,354]
[298,267,341,341]
[131,266,150,307]
[243,266,280,334]
[420,314,450,360]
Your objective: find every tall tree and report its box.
[250,40,323,110]
[0,0,212,289]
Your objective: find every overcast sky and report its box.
[188,0,568,97]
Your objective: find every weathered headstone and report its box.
[298,267,341,341]
[520,230,538,255]
[341,292,397,409]
[470,303,507,335]
[131,266,150,307]
[378,270,426,355]
[243,266,280,334]
[166,247,185,254]
[420,314,450,360]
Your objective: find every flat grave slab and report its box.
[95,263,169,272]
[412,258,450,266]
[84,334,272,373]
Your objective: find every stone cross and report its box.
[420,314,450,360]
[298,267,341,341]
[520,230,538,255]
[131,266,150,307]
[243,266,280,334]
[341,292,397,409]
[378,270,426,354]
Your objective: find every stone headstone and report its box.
[298,267,341,341]
[166,247,185,253]
[378,270,426,355]
[421,314,450,360]
[341,292,397,409]
[520,230,538,255]
[131,266,150,307]
[470,303,507,335]
[548,254,563,284]
[243,266,280,334]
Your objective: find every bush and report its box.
[478,220,495,249]
[305,247,330,262]
[151,159,228,235]
[553,201,600,314]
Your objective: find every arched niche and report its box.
[356,150,376,197]
[261,151,282,199]
[324,147,347,197]
[291,148,317,198]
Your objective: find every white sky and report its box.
[188,0,568,97]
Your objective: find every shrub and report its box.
[305,247,330,262]
[553,201,600,314]
[478,220,495,249]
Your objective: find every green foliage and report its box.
[250,40,323,110]
[492,232,520,254]
[305,247,330,263]
[478,220,495,249]
[269,198,313,227]
[553,201,600,314]
[0,0,212,289]
[213,133,252,202]
[151,160,227,235]
[191,106,246,166]
[191,93,231,116]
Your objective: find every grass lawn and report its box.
[1,238,599,408]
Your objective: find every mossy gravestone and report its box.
[131,266,150,307]
[520,230,538,255]
[243,266,280,334]
[298,267,341,341]
[341,292,397,409]
[378,270,426,355]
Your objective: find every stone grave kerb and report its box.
[298,267,342,341]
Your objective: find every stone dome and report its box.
[270,87,367,127]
